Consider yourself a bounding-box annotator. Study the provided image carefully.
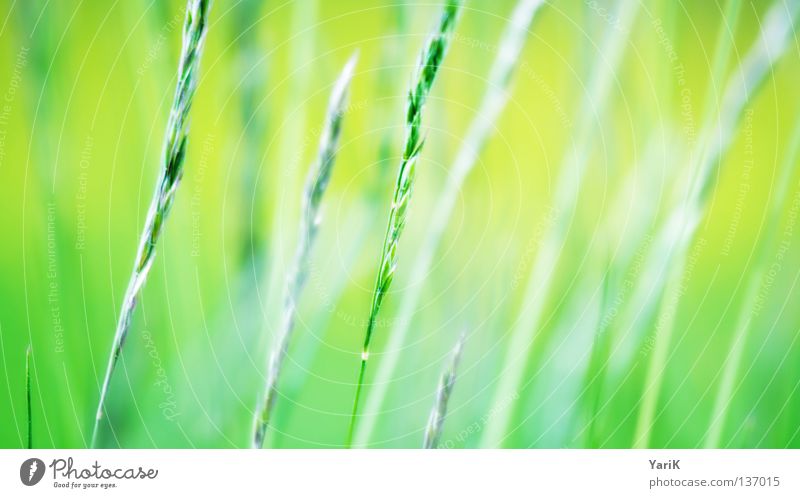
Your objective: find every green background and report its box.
[1,0,799,448]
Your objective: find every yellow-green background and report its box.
[1,0,799,448]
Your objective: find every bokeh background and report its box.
[1,0,799,448]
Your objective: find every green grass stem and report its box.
[353,0,545,448]
[633,0,800,447]
[346,0,462,448]
[252,54,357,448]
[703,110,800,448]
[26,345,32,449]
[91,0,212,449]
[481,0,640,448]
[423,331,466,449]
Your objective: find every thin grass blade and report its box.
[26,345,32,449]
[90,0,212,448]
[423,331,466,449]
[354,0,546,448]
[703,110,800,448]
[252,54,358,448]
[632,0,800,448]
[481,0,640,448]
[346,0,462,447]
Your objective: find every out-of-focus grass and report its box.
[0,0,799,449]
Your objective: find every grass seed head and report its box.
[424,331,466,449]
[253,53,358,448]
[346,0,462,448]
[90,0,212,449]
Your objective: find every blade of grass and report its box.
[252,54,358,448]
[368,1,410,200]
[481,0,640,448]
[26,345,32,449]
[589,0,743,438]
[696,0,744,140]
[601,0,743,385]
[260,0,318,353]
[353,0,546,448]
[235,0,271,269]
[524,270,607,448]
[90,0,212,449]
[703,109,800,448]
[423,331,466,449]
[632,0,800,448]
[345,0,462,448]
[266,5,409,443]
[572,0,743,443]
[581,257,614,447]
[537,129,674,446]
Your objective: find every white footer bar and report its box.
[2,450,798,496]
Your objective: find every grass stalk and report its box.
[252,54,358,448]
[481,0,640,448]
[632,0,800,448]
[696,0,743,136]
[90,0,212,449]
[345,0,462,448]
[265,5,409,440]
[236,0,271,268]
[353,0,546,448]
[602,0,744,381]
[423,331,466,449]
[559,132,675,445]
[369,1,410,200]
[703,112,800,448]
[26,345,32,450]
[261,1,318,344]
[583,0,741,443]
[581,259,614,447]
[578,0,742,443]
